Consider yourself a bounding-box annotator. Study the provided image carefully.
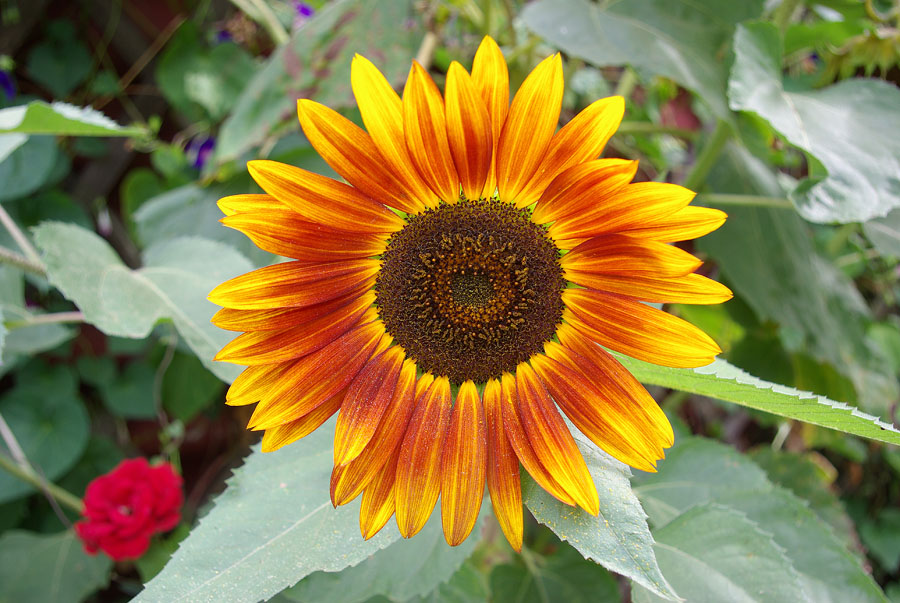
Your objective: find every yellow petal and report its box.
[445,62,492,201]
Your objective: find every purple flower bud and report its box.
[187,136,215,170]
[215,29,233,44]
[0,71,15,101]
[293,1,315,18]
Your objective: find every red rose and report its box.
[75,458,183,560]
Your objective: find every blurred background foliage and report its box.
[0,0,899,601]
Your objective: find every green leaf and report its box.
[25,20,92,98]
[135,524,191,583]
[489,545,621,603]
[57,436,124,497]
[407,560,490,603]
[859,508,900,571]
[0,530,111,603]
[631,505,807,603]
[215,0,422,162]
[728,22,900,223]
[100,362,157,419]
[619,355,900,447]
[0,134,58,202]
[282,507,487,603]
[0,101,146,137]
[520,0,764,120]
[523,433,678,601]
[33,223,253,383]
[864,207,900,258]
[135,421,405,602]
[162,352,224,422]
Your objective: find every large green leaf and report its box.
[0,530,110,603]
[135,421,405,602]
[523,433,678,601]
[864,207,900,258]
[633,438,886,602]
[215,0,421,162]
[728,22,900,223]
[521,0,764,120]
[0,101,145,137]
[33,223,252,382]
[620,355,900,447]
[282,507,487,603]
[0,134,58,202]
[631,504,807,603]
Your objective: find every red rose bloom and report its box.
[75,458,183,560]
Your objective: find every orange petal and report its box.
[247,160,404,233]
[260,387,346,452]
[359,449,400,540]
[297,100,424,214]
[532,347,664,472]
[247,319,389,430]
[532,159,637,225]
[549,182,695,242]
[483,378,523,552]
[215,292,375,365]
[403,62,460,202]
[496,53,563,204]
[560,234,703,277]
[330,360,419,506]
[218,194,286,216]
[515,96,625,208]
[334,345,406,466]
[498,373,575,506]
[395,376,452,538]
[211,284,373,332]
[564,272,734,305]
[618,206,728,242]
[515,363,599,515]
[445,62,492,201]
[208,259,378,310]
[225,363,293,406]
[221,210,387,262]
[351,54,439,209]
[562,289,721,368]
[441,381,487,546]
[471,36,509,198]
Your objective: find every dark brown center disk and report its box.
[375,199,565,384]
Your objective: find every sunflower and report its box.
[208,36,732,550]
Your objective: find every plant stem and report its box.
[616,121,699,140]
[4,311,85,330]
[697,193,794,209]
[415,31,439,70]
[0,453,84,514]
[231,0,289,46]
[614,67,638,99]
[0,245,46,276]
[773,0,802,31]
[682,120,732,191]
[0,203,41,264]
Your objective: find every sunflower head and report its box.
[209,36,732,550]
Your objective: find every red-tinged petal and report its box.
[351,54,439,209]
[214,292,375,365]
[211,285,373,332]
[563,289,721,368]
[260,388,346,452]
[247,160,404,233]
[497,373,575,506]
[515,96,625,208]
[395,376,452,538]
[359,449,400,540]
[217,194,286,216]
[618,206,728,242]
[471,36,509,198]
[496,53,563,204]
[445,62,492,201]
[208,259,378,310]
[247,319,389,430]
[532,347,664,472]
[549,182,695,242]
[441,380,487,546]
[564,272,734,305]
[403,62,460,203]
[225,363,293,406]
[297,100,425,214]
[532,159,637,225]
[483,378,523,551]
[334,345,406,466]
[515,363,599,515]
[222,210,387,262]
[330,359,419,506]
[560,234,703,277]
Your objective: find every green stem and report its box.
[697,193,794,209]
[682,120,732,191]
[0,245,45,276]
[5,311,84,330]
[0,454,84,514]
[0,203,41,264]
[614,67,638,99]
[773,0,802,31]
[616,121,699,140]
[231,0,289,45]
